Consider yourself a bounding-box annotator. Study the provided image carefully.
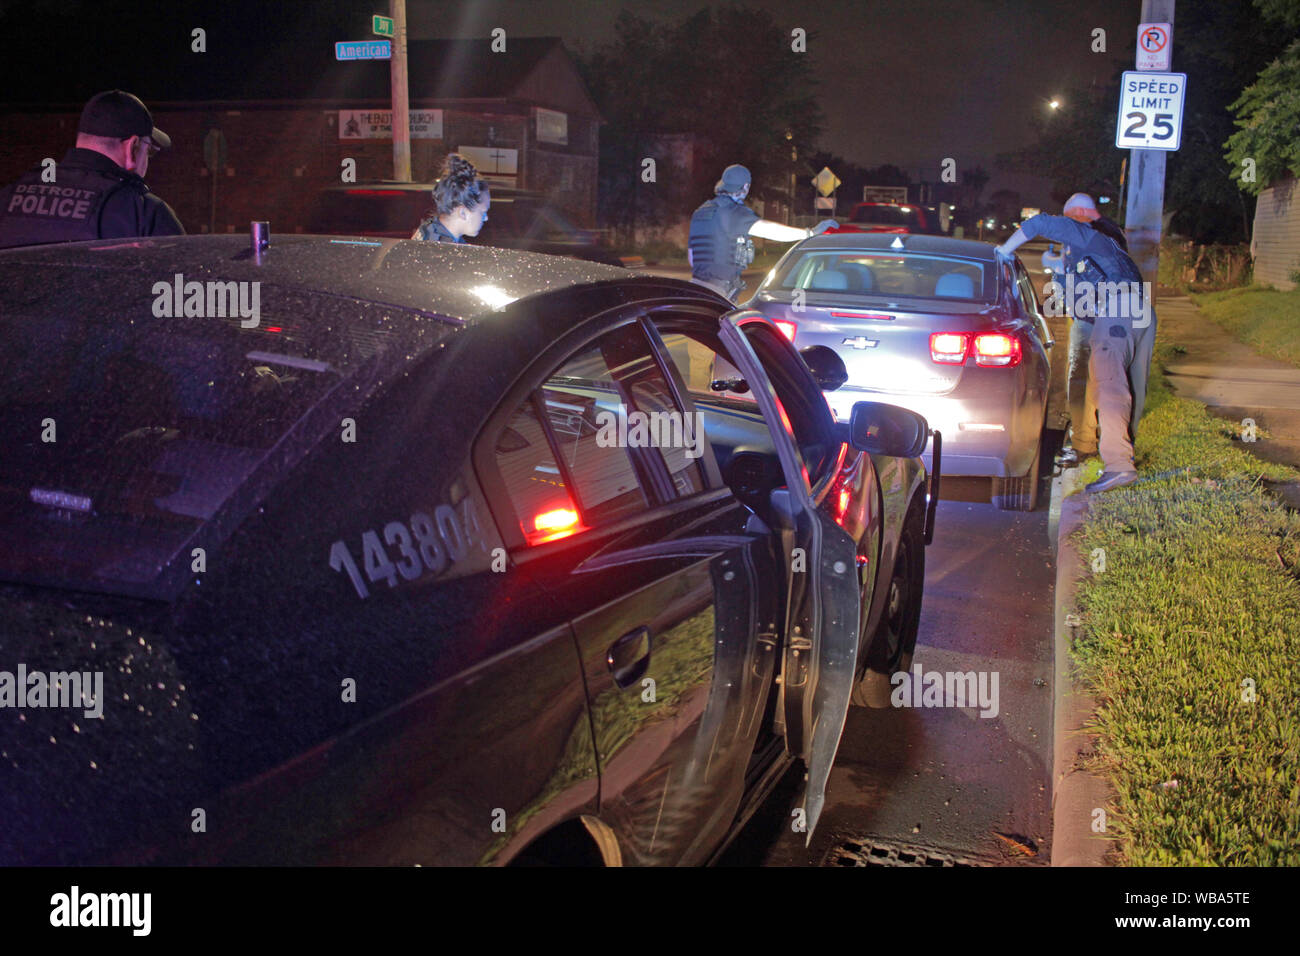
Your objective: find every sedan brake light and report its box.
[972,332,1023,367]
[929,332,969,364]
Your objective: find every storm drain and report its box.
[825,838,983,867]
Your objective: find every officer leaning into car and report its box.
[0,90,184,249]
[688,164,837,302]
[998,207,1155,493]
[1044,193,1130,468]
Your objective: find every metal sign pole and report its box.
[1125,0,1175,285]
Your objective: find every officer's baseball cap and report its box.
[1063,192,1099,220]
[78,90,171,149]
[716,164,751,193]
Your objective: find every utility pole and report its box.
[390,0,411,181]
[1125,0,1175,286]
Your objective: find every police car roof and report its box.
[0,233,661,324]
[798,233,999,259]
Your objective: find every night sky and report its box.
[0,0,1150,206]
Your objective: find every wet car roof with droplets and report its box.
[0,233,658,324]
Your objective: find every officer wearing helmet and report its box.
[688,164,836,302]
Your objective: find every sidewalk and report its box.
[1160,294,1300,482]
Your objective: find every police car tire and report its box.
[852,501,926,708]
[991,432,1042,512]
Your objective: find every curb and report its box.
[1048,469,1116,866]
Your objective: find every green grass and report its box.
[1068,329,1300,864]
[1192,286,1300,368]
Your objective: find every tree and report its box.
[1225,1,1300,196]
[577,5,825,234]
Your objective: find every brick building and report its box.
[0,37,601,235]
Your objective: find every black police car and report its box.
[0,234,934,865]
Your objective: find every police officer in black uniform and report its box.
[0,90,183,249]
[688,164,836,302]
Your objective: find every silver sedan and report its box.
[746,233,1054,510]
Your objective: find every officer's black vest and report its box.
[689,196,746,282]
[0,160,140,249]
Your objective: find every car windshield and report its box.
[0,264,444,599]
[769,250,994,302]
[850,205,918,226]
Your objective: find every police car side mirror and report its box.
[848,401,930,459]
[799,345,849,392]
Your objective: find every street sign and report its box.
[372,15,394,37]
[815,196,835,211]
[862,185,908,203]
[1115,71,1186,151]
[1136,22,1172,71]
[811,167,841,197]
[335,39,391,61]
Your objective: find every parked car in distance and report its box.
[830,202,929,235]
[306,181,634,267]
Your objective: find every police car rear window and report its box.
[0,264,447,599]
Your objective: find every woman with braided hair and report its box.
[411,152,491,243]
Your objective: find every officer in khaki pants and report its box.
[999,208,1155,492]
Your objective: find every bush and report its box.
[1160,238,1252,292]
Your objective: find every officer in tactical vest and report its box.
[999,210,1155,493]
[688,164,836,302]
[0,90,184,249]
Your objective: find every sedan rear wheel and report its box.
[991,430,1041,512]
[852,503,925,708]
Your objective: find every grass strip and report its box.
[1068,328,1300,864]
[1192,286,1300,369]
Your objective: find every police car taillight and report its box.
[773,319,798,342]
[528,507,582,545]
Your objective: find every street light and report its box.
[1047,97,1062,111]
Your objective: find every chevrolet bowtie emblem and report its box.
[843,336,878,349]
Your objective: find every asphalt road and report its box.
[719,474,1059,866]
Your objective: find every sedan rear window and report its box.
[0,265,447,598]
[771,251,993,302]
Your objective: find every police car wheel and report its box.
[991,431,1042,512]
[852,501,925,708]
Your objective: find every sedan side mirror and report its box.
[848,401,930,458]
[799,345,849,392]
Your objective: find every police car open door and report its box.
[717,313,861,841]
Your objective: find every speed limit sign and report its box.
[1115,71,1187,151]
